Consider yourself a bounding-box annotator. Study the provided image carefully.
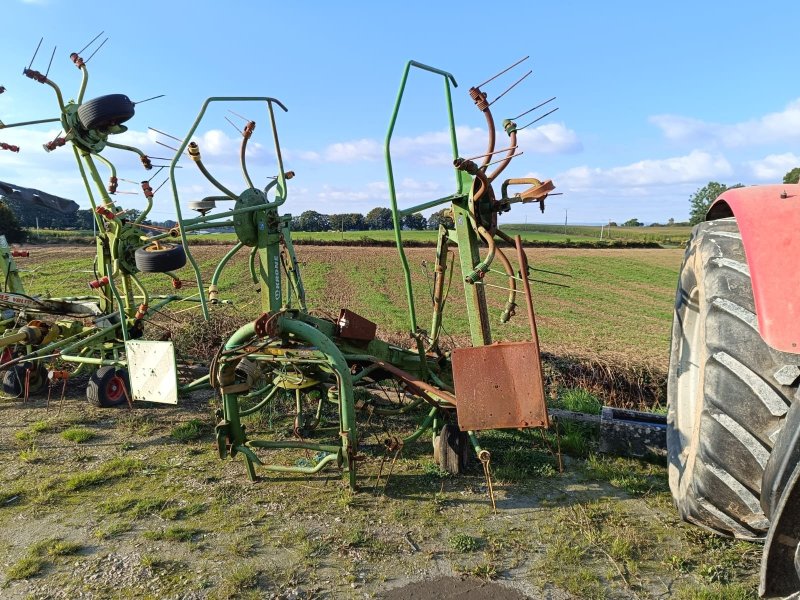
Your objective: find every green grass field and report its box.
[16,243,683,370]
[28,223,693,247]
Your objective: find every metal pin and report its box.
[44,46,56,78]
[517,107,560,131]
[27,37,43,70]
[77,31,104,56]
[155,140,179,151]
[148,127,183,142]
[484,152,523,168]
[85,38,108,64]
[228,109,250,123]
[473,56,529,89]
[147,166,166,182]
[511,96,556,121]
[141,156,172,162]
[152,177,169,195]
[134,94,165,105]
[463,145,518,162]
[488,70,532,107]
[225,116,243,136]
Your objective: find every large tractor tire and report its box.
[667,218,800,539]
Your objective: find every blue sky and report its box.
[1,0,799,225]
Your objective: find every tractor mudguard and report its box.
[760,458,800,598]
[762,394,800,521]
[706,184,800,354]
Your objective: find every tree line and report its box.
[290,207,453,232]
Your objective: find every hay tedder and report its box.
[0,42,562,491]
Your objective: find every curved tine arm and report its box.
[239,123,255,189]
[487,129,517,183]
[76,63,89,105]
[480,107,496,170]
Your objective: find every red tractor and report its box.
[668,183,800,597]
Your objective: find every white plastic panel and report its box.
[125,340,178,404]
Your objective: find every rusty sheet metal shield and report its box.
[452,341,548,431]
[337,309,377,341]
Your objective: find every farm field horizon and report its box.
[13,243,683,372]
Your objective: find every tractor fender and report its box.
[706,184,800,354]
[760,456,800,598]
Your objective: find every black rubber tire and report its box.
[1,362,47,397]
[667,218,800,539]
[134,243,186,273]
[77,94,135,130]
[434,423,469,474]
[87,366,130,407]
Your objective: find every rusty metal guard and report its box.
[452,341,548,431]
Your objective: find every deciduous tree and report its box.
[0,201,24,242]
[689,181,743,225]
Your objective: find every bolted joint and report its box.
[187,141,201,162]
[69,52,85,69]
[469,87,489,111]
[453,157,479,175]
[500,302,517,323]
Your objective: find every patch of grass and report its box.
[5,555,46,580]
[19,446,43,463]
[61,426,96,444]
[140,553,168,570]
[216,564,260,599]
[15,429,36,444]
[583,454,666,496]
[342,527,369,548]
[170,419,206,442]
[461,561,498,581]
[479,429,558,481]
[449,533,482,553]
[557,387,603,414]
[556,568,607,599]
[45,540,81,556]
[94,521,133,540]
[100,495,169,519]
[30,420,52,433]
[143,525,203,542]
[6,538,81,581]
[64,457,141,491]
[160,502,206,520]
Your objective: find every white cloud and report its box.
[559,150,733,192]
[323,138,382,162]
[517,123,582,154]
[288,122,582,166]
[651,98,800,147]
[747,152,800,181]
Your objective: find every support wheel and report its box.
[77,94,135,130]
[87,366,130,407]
[1,362,47,397]
[134,243,186,273]
[434,423,469,474]
[667,218,799,539]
